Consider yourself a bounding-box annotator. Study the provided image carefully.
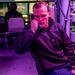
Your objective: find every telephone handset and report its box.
[38,24,43,30]
[30,14,43,30]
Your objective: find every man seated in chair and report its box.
[13,1,75,75]
[4,2,23,46]
[4,2,22,30]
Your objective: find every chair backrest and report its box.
[8,17,25,32]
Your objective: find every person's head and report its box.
[9,2,17,10]
[33,1,50,30]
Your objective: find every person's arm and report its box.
[59,25,75,73]
[13,19,38,54]
[13,30,35,54]
[4,12,9,23]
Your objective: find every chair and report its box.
[7,17,25,46]
[8,17,25,32]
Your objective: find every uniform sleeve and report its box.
[12,30,35,54]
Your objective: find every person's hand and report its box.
[31,19,38,33]
[71,69,75,73]
[71,66,75,74]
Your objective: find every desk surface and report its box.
[0,47,38,75]
[0,47,16,57]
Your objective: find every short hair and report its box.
[33,1,49,12]
[9,2,17,10]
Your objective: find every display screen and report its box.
[29,3,35,14]
[17,3,28,15]
[0,3,8,16]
